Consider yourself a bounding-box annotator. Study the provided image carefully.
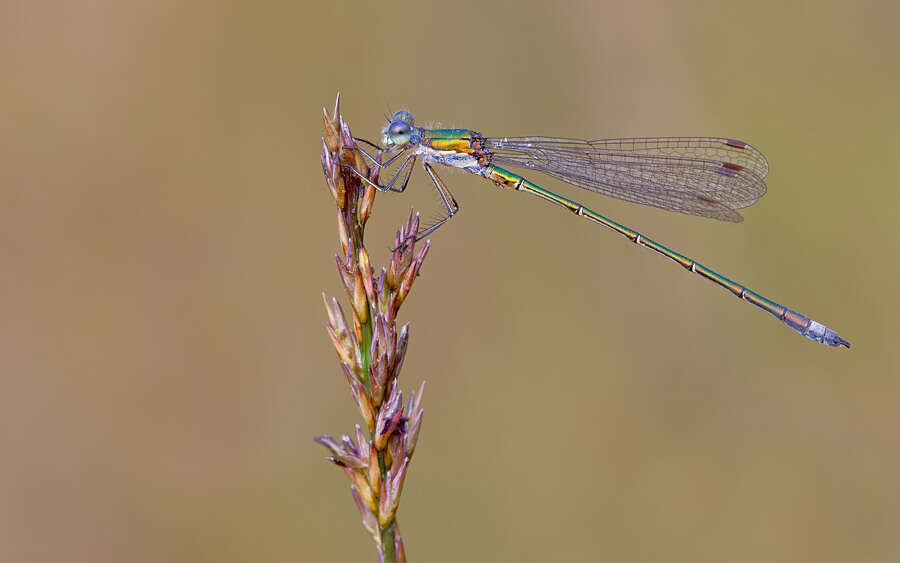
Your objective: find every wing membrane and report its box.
[486,136,769,222]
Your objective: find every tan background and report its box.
[3,1,899,561]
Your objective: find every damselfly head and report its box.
[382,110,415,147]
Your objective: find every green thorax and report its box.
[423,128,475,140]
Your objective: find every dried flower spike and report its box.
[315,93,427,563]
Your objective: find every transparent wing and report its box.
[486,136,769,222]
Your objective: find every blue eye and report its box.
[385,119,413,146]
[389,122,411,137]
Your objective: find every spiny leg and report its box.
[389,155,417,193]
[351,137,394,169]
[407,162,459,242]
[353,136,383,152]
[345,151,416,193]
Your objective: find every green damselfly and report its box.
[349,111,849,348]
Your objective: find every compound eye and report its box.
[389,121,411,137]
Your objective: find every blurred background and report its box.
[2,1,899,561]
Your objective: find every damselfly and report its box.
[349,111,849,348]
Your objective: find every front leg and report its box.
[344,152,417,193]
[394,162,460,248]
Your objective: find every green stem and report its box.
[360,319,373,391]
[381,524,396,563]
